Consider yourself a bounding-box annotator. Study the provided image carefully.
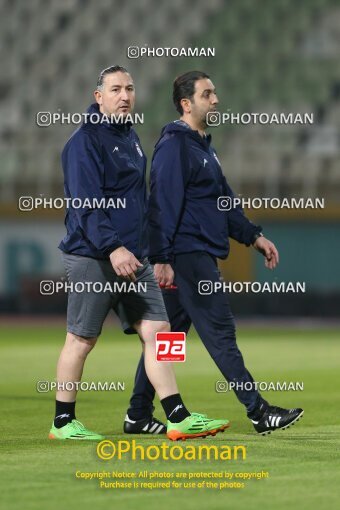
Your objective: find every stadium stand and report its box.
[0,0,339,201]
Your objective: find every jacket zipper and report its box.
[127,133,145,259]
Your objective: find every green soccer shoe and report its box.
[49,419,105,440]
[167,413,230,441]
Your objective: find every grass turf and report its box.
[0,326,339,510]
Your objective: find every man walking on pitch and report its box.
[50,66,229,441]
[125,71,304,436]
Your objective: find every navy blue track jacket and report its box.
[59,103,148,260]
[148,121,262,263]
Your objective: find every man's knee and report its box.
[135,320,170,342]
[66,331,97,356]
[155,321,170,333]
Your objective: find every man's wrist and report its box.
[104,242,123,258]
[149,255,174,264]
[252,232,264,245]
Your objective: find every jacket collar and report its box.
[165,120,212,147]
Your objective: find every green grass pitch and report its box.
[1,326,339,510]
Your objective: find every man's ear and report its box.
[181,98,191,114]
[94,90,102,106]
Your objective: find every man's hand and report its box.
[154,263,174,288]
[109,246,143,281]
[253,236,279,269]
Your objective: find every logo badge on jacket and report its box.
[213,152,221,166]
[135,142,143,157]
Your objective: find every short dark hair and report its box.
[173,71,210,115]
[96,65,129,89]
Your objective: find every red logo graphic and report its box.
[156,332,186,362]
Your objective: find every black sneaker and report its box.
[251,406,304,435]
[123,414,166,434]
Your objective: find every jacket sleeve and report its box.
[223,177,262,246]
[62,131,123,257]
[148,135,191,263]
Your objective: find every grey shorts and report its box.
[61,252,169,337]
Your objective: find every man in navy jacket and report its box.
[50,66,229,441]
[126,71,303,436]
